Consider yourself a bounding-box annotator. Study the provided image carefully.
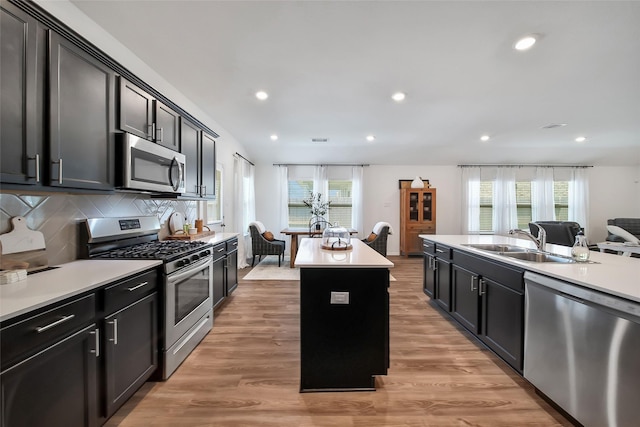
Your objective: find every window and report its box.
[287,179,354,228]
[205,164,223,224]
[478,179,570,233]
[287,179,313,228]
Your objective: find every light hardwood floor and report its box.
[106,256,573,426]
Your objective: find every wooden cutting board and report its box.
[165,230,216,240]
[0,216,49,271]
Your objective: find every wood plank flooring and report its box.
[106,256,573,426]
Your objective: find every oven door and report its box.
[165,256,213,348]
[120,133,185,193]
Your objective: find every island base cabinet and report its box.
[480,278,523,371]
[299,268,389,392]
[434,258,451,311]
[0,324,98,427]
[451,265,479,333]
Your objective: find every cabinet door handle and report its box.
[109,319,118,345]
[201,185,207,196]
[90,328,100,357]
[152,122,157,140]
[470,276,478,292]
[157,127,164,143]
[479,279,486,296]
[52,158,63,184]
[29,154,41,182]
[35,314,75,333]
[147,124,153,139]
[127,281,149,292]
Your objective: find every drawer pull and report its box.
[436,248,445,254]
[127,281,149,292]
[35,314,75,333]
[217,248,225,253]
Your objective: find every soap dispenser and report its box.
[571,230,590,262]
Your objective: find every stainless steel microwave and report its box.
[118,133,186,193]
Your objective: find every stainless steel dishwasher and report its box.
[524,271,640,427]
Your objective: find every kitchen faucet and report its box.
[509,223,547,251]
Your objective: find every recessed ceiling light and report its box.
[391,92,406,102]
[514,35,537,51]
[366,135,376,142]
[480,135,490,142]
[542,123,568,129]
[575,136,587,143]
[255,90,268,100]
[270,134,278,141]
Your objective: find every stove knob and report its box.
[178,259,189,267]
[191,254,200,262]
[201,250,211,257]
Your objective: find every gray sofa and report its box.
[606,218,640,242]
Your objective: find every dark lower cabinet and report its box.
[480,277,524,370]
[451,264,480,333]
[423,252,436,297]
[212,243,226,309]
[49,31,115,190]
[434,257,451,311]
[226,239,238,294]
[103,293,158,417]
[0,324,99,427]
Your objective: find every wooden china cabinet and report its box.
[399,180,436,256]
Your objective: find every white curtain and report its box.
[569,167,590,238]
[313,165,328,202]
[277,166,289,239]
[351,166,364,234]
[493,167,518,235]
[233,156,255,268]
[461,166,481,234]
[531,167,556,221]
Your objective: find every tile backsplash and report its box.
[0,193,197,266]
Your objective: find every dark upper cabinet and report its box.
[181,117,201,196]
[154,100,180,151]
[49,31,115,190]
[0,1,45,185]
[119,77,181,151]
[180,118,216,199]
[200,132,216,198]
[119,77,154,141]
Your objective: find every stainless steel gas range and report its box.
[82,216,213,379]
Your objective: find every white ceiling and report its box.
[69,0,640,166]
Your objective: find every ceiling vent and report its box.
[311,138,329,143]
[542,123,568,129]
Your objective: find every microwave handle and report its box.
[170,156,184,192]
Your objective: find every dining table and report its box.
[280,227,359,268]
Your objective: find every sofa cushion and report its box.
[606,218,640,242]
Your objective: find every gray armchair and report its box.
[362,222,392,256]
[249,224,286,267]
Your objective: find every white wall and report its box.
[255,164,640,254]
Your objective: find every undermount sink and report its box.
[462,243,576,263]
[501,251,576,263]
[462,243,530,253]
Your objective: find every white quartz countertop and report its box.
[0,259,162,323]
[189,232,239,245]
[420,235,640,303]
[295,238,394,268]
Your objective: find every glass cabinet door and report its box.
[422,192,432,222]
[409,192,419,221]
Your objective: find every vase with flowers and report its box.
[303,192,331,230]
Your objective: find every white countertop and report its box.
[420,235,640,303]
[295,238,394,268]
[0,259,162,323]
[191,232,239,245]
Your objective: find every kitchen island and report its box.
[294,238,393,392]
[420,234,640,427]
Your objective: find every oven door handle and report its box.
[167,257,212,283]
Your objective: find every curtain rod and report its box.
[273,163,369,167]
[234,152,254,166]
[458,164,593,168]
